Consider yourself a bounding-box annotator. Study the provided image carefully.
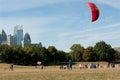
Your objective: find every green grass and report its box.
[0,63,120,80]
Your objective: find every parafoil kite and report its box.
[86,2,100,22]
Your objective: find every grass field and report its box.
[0,62,120,80]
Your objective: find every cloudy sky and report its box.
[0,0,120,52]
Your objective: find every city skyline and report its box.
[0,26,32,47]
[0,0,120,52]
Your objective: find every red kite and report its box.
[86,2,100,22]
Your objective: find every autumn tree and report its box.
[83,46,95,61]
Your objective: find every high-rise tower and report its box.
[0,29,7,44]
[14,25,23,46]
[1,29,7,42]
[23,32,31,46]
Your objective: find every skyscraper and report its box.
[7,34,16,46]
[14,25,23,46]
[23,32,31,47]
[1,29,7,42]
[0,29,7,44]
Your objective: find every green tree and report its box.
[23,45,41,65]
[56,50,67,62]
[0,44,13,63]
[39,47,52,65]
[48,46,57,63]
[70,44,84,62]
[11,45,24,64]
[94,41,115,61]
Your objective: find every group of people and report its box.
[60,61,118,70]
[79,64,88,69]
[60,60,73,70]
[60,60,100,70]
[78,63,98,69]
[107,62,115,68]
[9,61,117,71]
[9,61,44,71]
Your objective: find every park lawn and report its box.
[0,63,120,80]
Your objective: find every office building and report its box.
[23,32,31,46]
[0,29,7,44]
[7,34,16,46]
[14,25,23,46]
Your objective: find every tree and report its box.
[83,46,95,61]
[48,46,57,63]
[11,45,24,64]
[0,44,13,63]
[70,44,84,62]
[114,50,120,61]
[39,47,51,65]
[57,50,67,62]
[23,45,41,65]
[94,41,115,61]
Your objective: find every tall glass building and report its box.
[7,34,16,46]
[0,29,7,44]
[24,32,31,46]
[1,29,7,42]
[14,25,23,46]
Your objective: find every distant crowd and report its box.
[60,60,118,70]
[8,60,119,71]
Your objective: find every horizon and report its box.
[0,0,120,52]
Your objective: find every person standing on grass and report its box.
[10,64,14,71]
[68,60,72,70]
[97,63,99,68]
[79,64,82,69]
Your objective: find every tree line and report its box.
[0,41,120,65]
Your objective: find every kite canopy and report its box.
[86,2,100,22]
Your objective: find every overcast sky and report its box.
[0,0,120,52]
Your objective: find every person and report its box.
[107,62,110,68]
[10,64,14,71]
[37,61,41,66]
[68,60,72,70]
[97,63,99,68]
[90,63,95,69]
[41,65,44,69]
[111,63,115,68]
[36,61,42,69]
[79,64,82,69]
[60,65,63,70]
[85,64,88,68]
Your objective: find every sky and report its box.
[0,0,120,52]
